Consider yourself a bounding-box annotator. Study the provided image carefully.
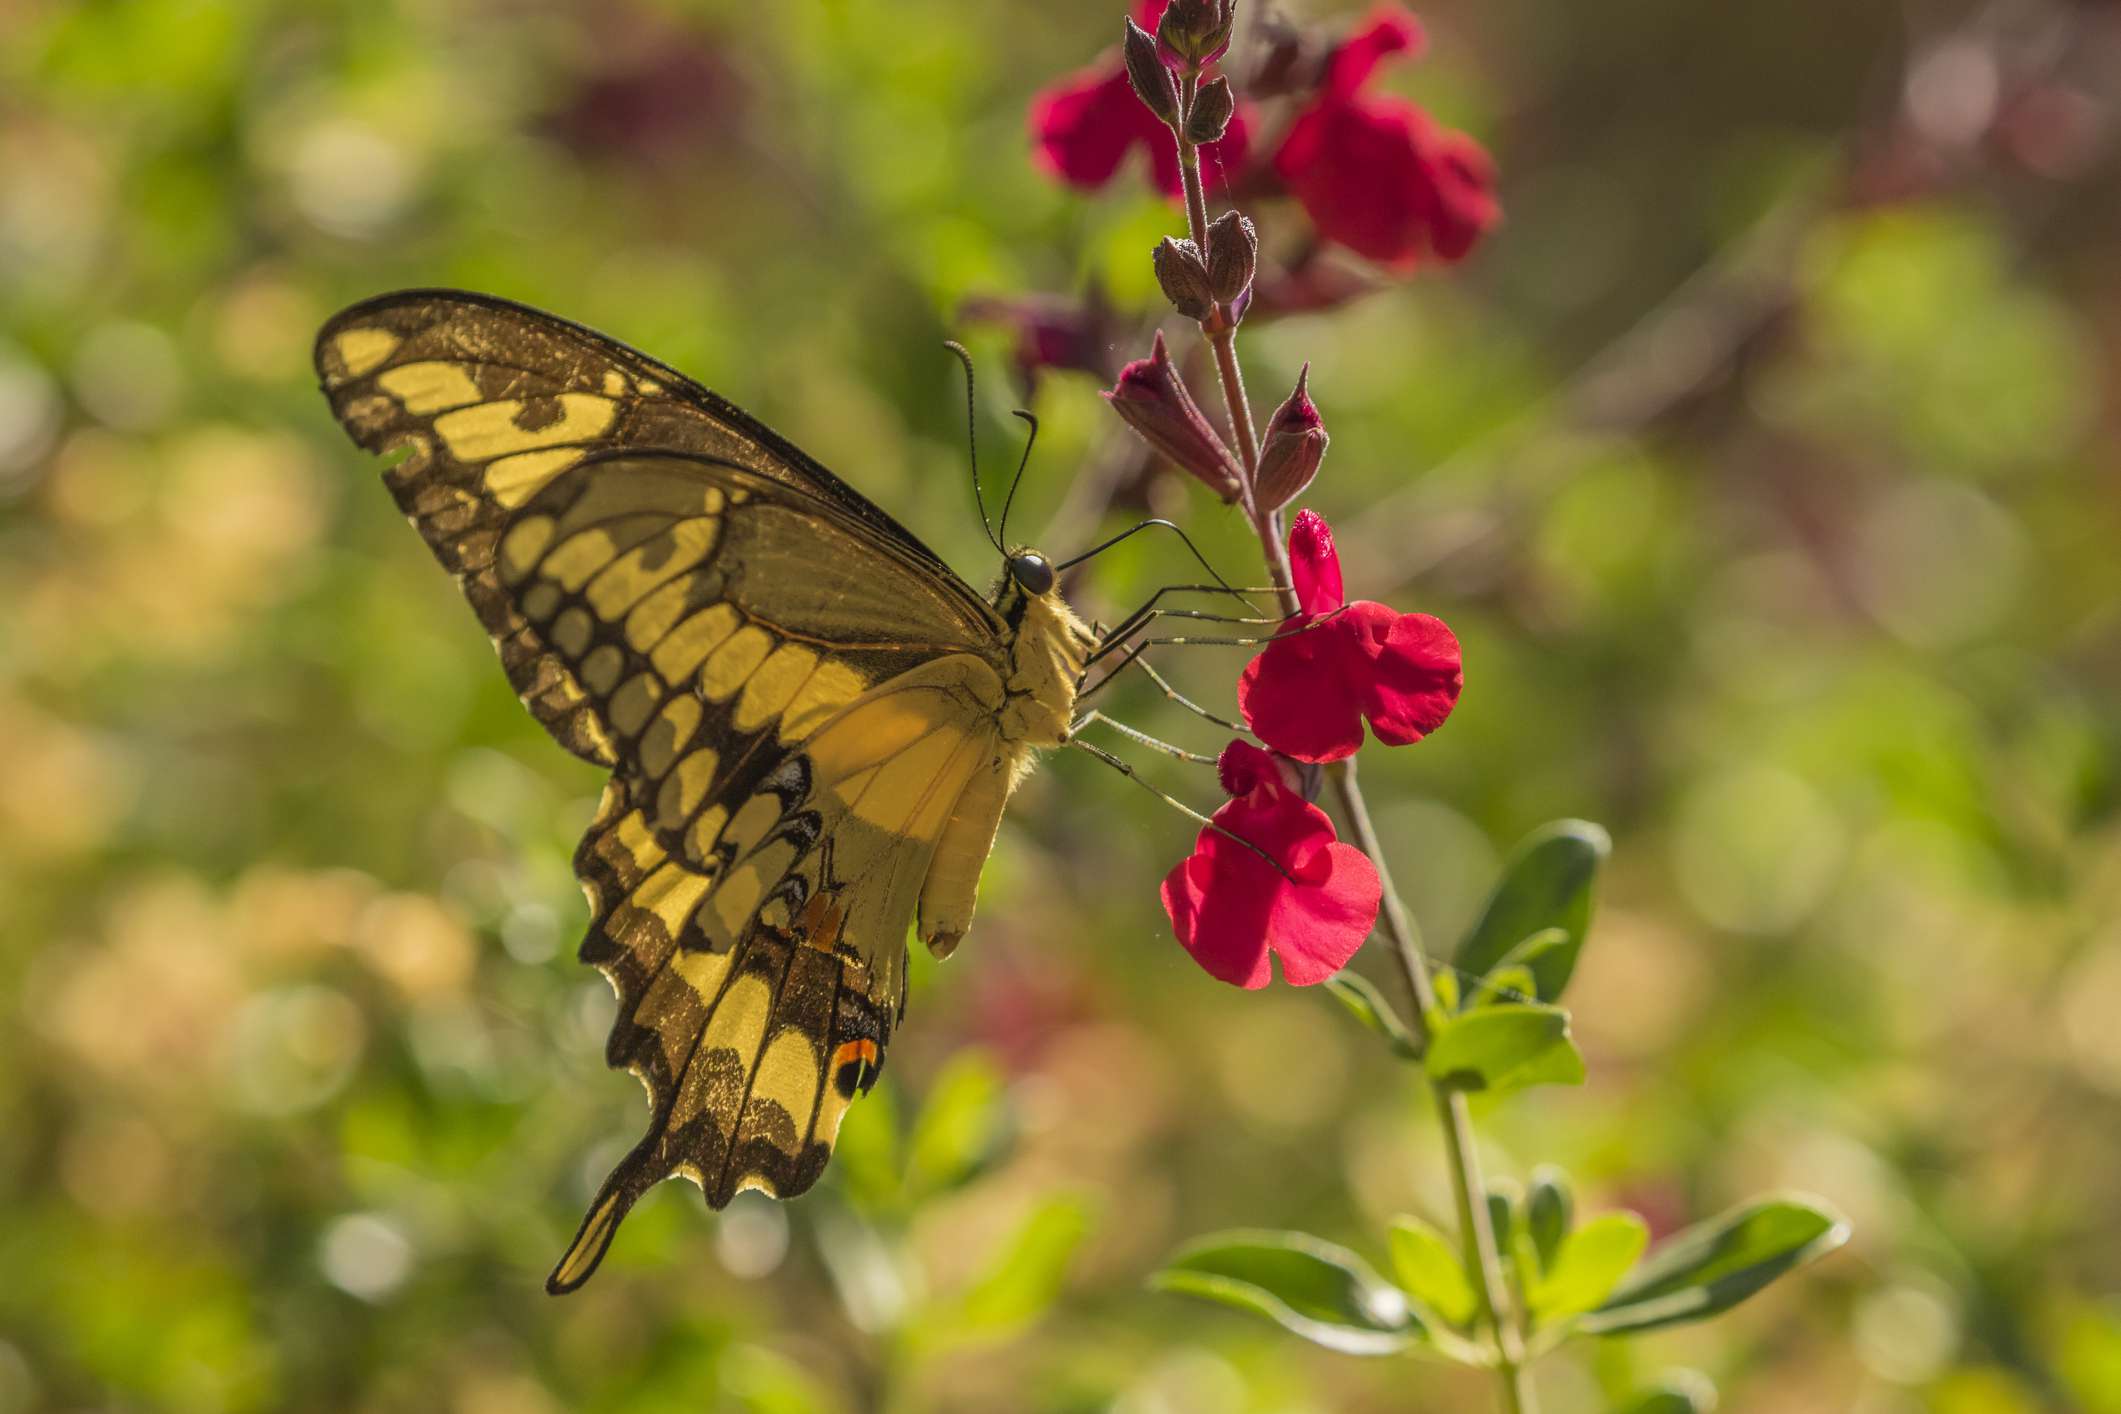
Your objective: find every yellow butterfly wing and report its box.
[314,289,996,765]
[314,294,1023,1293]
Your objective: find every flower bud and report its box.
[1121,17,1179,126]
[1157,0,1236,70]
[1152,237,1215,321]
[1101,330,1244,502]
[1253,364,1329,512]
[1183,76,1236,145]
[1203,210,1257,307]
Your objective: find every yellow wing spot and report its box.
[673,946,733,1001]
[640,695,702,779]
[521,582,562,622]
[623,576,699,652]
[723,792,784,860]
[758,895,793,931]
[333,327,399,377]
[552,607,593,659]
[601,369,628,396]
[636,377,663,395]
[498,516,556,585]
[734,644,819,734]
[609,672,662,737]
[781,659,868,743]
[585,517,720,622]
[376,360,483,413]
[687,803,729,866]
[629,860,711,939]
[700,625,774,703]
[752,1031,823,1148]
[541,528,620,592]
[486,448,582,508]
[614,807,659,864]
[712,864,772,941]
[581,643,624,696]
[650,603,740,684]
[433,393,616,462]
[703,973,773,1080]
[659,747,721,824]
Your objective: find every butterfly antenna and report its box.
[996,409,1038,550]
[1055,518,1251,607]
[943,341,1003,555]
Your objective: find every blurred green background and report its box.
[4,0,2120,1410]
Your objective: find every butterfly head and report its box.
[1006,549,1056,597]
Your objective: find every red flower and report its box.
[1030,0,1252,199]
[1238,509,1462,763]
[1161,741,1381,988]
[1270,6,1499,268]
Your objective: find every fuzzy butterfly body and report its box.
[314,291,1093,1293]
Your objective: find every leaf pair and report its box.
[1149,1192,1848,1366]
[1328,819,1609,1095]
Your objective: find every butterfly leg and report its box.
[1074,641,1252,736]
[1068,708,1216,764]
[1064,738,1293,881]
[1086,604,1353,667]
[1094,582,1277,650]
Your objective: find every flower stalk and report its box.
[1163,41,1537,1414]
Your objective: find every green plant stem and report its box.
[1327,757,1536,1414]
[1169,75,1537,1414]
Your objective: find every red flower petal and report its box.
[1357,608,1463,746]
[1269,5,1497,268]
[1030,65,1153,191]
[1321,5,1427,98]
[1237,626,1366,763]
[1161,748,1380,988]
[1028,2,1253,201]
[1288,507,1343,617]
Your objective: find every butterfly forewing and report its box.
[314,293,1024,1293]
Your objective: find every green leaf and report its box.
[1151,1230,1423,1357]
[1455,821,1611,1001]
[1580,1195,1851,1335]
[1424,1004,1587,1095]
[1325,971,1422,1060]
[1526,1167,1574,1272]
[1529,1212,1650,1323]
[1388,1215,1479,1328]
[1618,1371,1719,1414]
[946,1193,1094,1341]
[904,1050,1010,1199]
[1470,960,1541,1010]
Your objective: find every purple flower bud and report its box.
[1253,364,1329,511]
[1203,210,1257,308]
[1122,17,1179,126]
[1157,0,1236,71]
[1102,331,1244,502]
[1153,237,1216,321]
[1183,75,1236,144]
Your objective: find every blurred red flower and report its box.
[1238,509,1462,763]
[1030,0,1252,198]
[1161,741,1381,988]
[1270,6,1499,267]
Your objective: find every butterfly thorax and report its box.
[992,563,1094,758]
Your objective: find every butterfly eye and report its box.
[1009,551,1055,596]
